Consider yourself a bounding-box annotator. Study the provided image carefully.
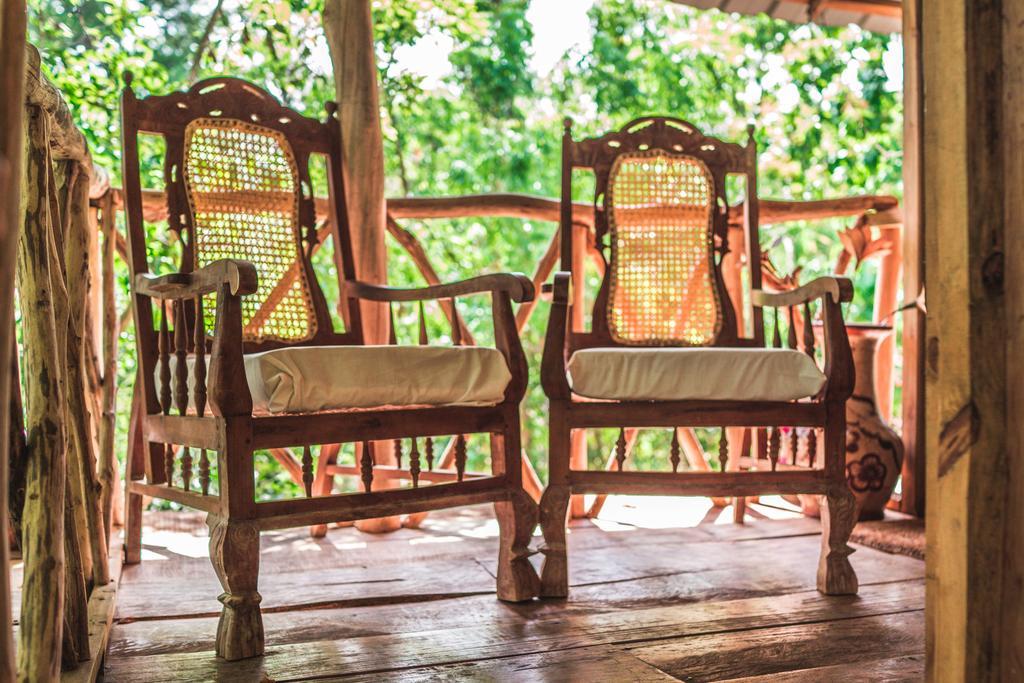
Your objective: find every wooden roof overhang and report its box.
[670,0,902,34]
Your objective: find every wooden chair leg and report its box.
[309,443,340,539]
[494,490,541,602]
[817,411,858,595]
[539,484,571,598]
[123,489,143,565]
[490,427,540,602]
[208,515,264,660]
[122,393,145,565]
[568,430,588,518]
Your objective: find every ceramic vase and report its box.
[802,324,904,520]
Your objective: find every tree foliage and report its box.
[28,0,903,497]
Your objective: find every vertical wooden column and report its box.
[0,2,27,679]
[323,0,400,532]
[323,0,389,340]
[568,223,587,517]
[923,0,1024,678]
[900,0,926,517]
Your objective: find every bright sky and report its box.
[525,0,595,74]
[388,0,595,87]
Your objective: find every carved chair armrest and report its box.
[750,276,854,308]
[754,276,854,403]
[134,259,258,418]
[133,258,259,300]
[541,272,573,400]
[345,273,535,304]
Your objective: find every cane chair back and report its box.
[560,116,762,352]
[183,118,315,342]
[121,76,363,360]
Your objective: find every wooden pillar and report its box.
[900,0,926,518]
[0,2,27,680]
[322,0,400,533]
[923,0,1024,678]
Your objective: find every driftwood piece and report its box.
[24,45,87,164]
[60,163,109,587]
[97,193,118,540]
[16,106,67,683]
[62,478,90,667]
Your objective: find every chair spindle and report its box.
[360,441,373,493]
[181,447,193,491]
[159,303,172,414]
[409,438,421,488]
[174,300,188,415]
[164,444,175,485]
[718,428,729,471]
[388,301,398,345]
[394,439,403,469]
[669,428,681,473]
[425,436,434,471]
[802,300,815,359]
[199,450,211,496]
[194,296,207,417]
[615,428,627,471]
[768,427,781,472]
[418,300,428,345]
[302,445,313,497]
[806,428,818,468]
[451,299,462,346]
[455,434,467,481]
[771,308,782,348]
[789,427,800,466]
[787,306,798,350]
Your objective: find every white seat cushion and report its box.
[566,347,826,402]
[159,345,512,414]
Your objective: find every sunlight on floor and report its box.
[131,495,811,562]
[591,494,805,530]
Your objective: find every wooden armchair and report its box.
[538,117,857,598]
[120,76,540,660]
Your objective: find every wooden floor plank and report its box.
[720,654,925,682]
[109,550,922,659]
[628,611,925,682]
[102,508,925,682]
[335,648,678,682]
[115,527,922,622]
[103,582,922,681]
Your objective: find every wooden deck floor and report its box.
[102,497,925,681]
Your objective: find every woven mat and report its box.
[851,517,925,560]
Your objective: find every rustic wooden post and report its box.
[60,164,109,586]
[16,105,67,683]
[900,0,926,518]
[98,192,119,541]
[923,0,1024,677]
[0,1,27,680]
[323,0,399,532]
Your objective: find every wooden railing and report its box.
[4,44,120,680]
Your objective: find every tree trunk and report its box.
[323,0,400,532]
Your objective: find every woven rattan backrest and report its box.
[606,150,720,345]
[184,118,316,343]
[121,76,364,383]
[560,116,762,351]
